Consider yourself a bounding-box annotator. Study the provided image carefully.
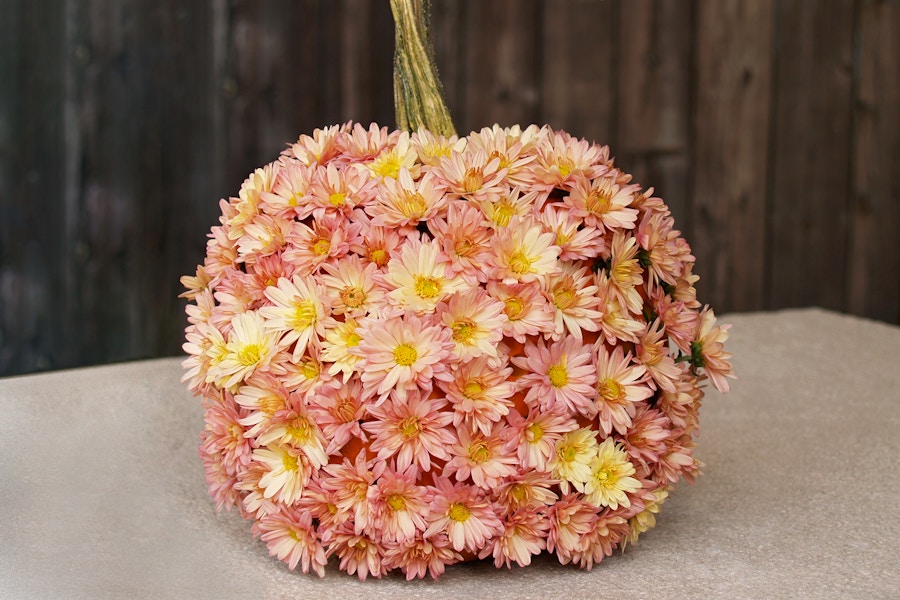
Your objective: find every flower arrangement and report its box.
[181,121,734,579]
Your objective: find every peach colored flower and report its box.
[481,509,550,568]
[259,275,326,361]
[444,423,518,489]
[368,169,445,228]
[547,261,603,341]
[692,307,735,392]
[353,311,454,403]
[252,443,313,505]
[486,280,556,342]
[320,254,386,318]
[438,288,507,361]
[595,345,653,436]
[513,337,598,417]
[368,465,431,543]
[424,477,503,553]
[502,407,578,472]
[489,216,560,284]
[540,204,605,261]
[438,356,516,436]
[384,235,469,313]
[258,507,327,576]
[321,453,385,535]
[209,311,280,389]
[565,172,639,231]
[381,533,462,580]
[429,199,494,285]
[362,390,455,474]
[493,470,559,515]
[307,380,368,455]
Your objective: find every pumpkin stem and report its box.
[390,0,457,137]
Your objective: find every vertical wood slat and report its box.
[848,0,900,323]
[691,0,774,313]
[0,0,66,374]
[459,0,542,132]
[615,0,692,230]
[767,0,855,311]
[540,0,617,145]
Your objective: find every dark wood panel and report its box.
[691,0,774,312]
[767,0,855,311]
[614,0,692,230]
[848,0,900,323]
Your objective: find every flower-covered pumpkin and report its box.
[181,121,733,579]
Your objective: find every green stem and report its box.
[390,0,456,136]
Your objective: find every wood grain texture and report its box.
[691,0,773,313]
[1,0,897,377]
[614,0,692,231]
[767,0,855,311]
[847,0,900,323]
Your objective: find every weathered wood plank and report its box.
[540,0,617,144]
[458,0,542,132]
[615,0,692,232]
[691,0,773,313]
[848,0,900,323]
[0,0,66,374]
[767,0,855,312]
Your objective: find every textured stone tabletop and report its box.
[1,308,898,599]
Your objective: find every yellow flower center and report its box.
[587,189,611,215]
[393,343,418,366]
[386,494,407,511]
[312,238,331,256]
[340,286,366,309]
[526,423,544,443]
[503,296,525,320]
[345,332,361,347]
[557,159,573,178]
[289,192,302,207]
[492,200,516,227]
[548,364,569,388]
[237,343,262,366]
[371,152,402,179]
[398,416,420,438]
[454,237,475,257]
[599,378,625,402]
[559,443,577,463]
[299,360,319,380]
[399,192,427,218]
[258,395,285,416]
[463,167,484,192]
[508,251,534,275]
[286,417,314,444]
[291,301,318,329]
[468,441,491,464]
[510,484,528,503]
[594,467,617,486]
[448,502,471,522]
[282,451,299,472]
[328,192,346,207]
[452,318,477,344]
[553,285,577,310]
[334,399,356,423]
[463,379,485,399]
[414,276,443,299]
[370,248,389,267]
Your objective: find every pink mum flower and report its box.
[486,280,556,342]
[353,311,454,403]
[533,129,608,190]
[326,526,386,581]
[368,169,446,228]
[692,307,735,392]
[595,345,653,436]
[362,389,455,474]
[362,130,420,180]
[368,465,431,543]
[320,316,363,380]
[572,514,629,570]
[200,393,252,474]
[257,506,327,576]
[381,533,462,580]
[321,453,385,535]
[319,255,385,318]
[546,494,598,565]
[547,261,603,341]
[444,423,518,489]
[351,224,403,270]
[437,148,507,200]
[493,470,559,515]
[502,407,578,471]
[513,337,598,417]
[565,172,639,231]
[478,187,540,228]
[307,381,368,455]
[259,275,326,362]
[481,509,550,568]
[637,320,682,393]
[209,311,281,390]
[424,477,503,553]
[438,288,507,361]
[438,356,516,436]
[283,213,354,275]
[384,235,469,314]
[539,204,605,261]
[489,216,560,284]
[284,124,344,166]
[607,231,645,316]
[198,444,240,513]
[252,443,314,505]
[256,408,329,470]
[429,199,494,285]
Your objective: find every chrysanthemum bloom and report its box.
[513,337,598,417]
[259,275,326,362]
[258,507,327,576]
[582,437,643,509]
[424,477,503,554]
[384,235,469,313]
[184,121,732,579]
[353,311,454,403]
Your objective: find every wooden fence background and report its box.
[1,0,898,377]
